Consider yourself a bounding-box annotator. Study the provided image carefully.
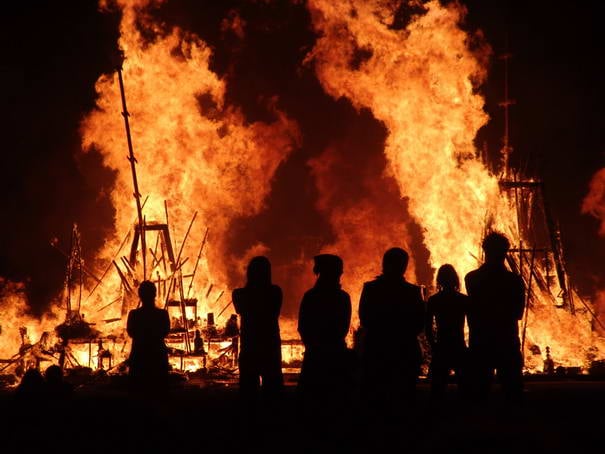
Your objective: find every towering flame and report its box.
[306,0,604,369]
[80,0,300,333]
[0,0,602,374]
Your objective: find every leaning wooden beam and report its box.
[90,196,150,300]
[149,247,162,271]
[112,260,132,292]
[96,296,123,313]
[120,256,136,281]
[186,227,209,299]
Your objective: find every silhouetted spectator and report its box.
[224,314,240,338]
[297,254,352,413]
[126,280,171,390]
[15,367,45,399]
[464,232,525,403]
[44,364,74,398]
[193,329,206,355]
[359,247,425,416]
[426,264,469,400]
[232,256,284,408]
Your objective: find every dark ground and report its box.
[1,374,604,454]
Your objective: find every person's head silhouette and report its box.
[382,247,409,278]
[482,232,510,264]
[246,256,272,287]
[436,264,460,291]
[313,254,343,285]
[44,365,64,384]
[138,280,157,308]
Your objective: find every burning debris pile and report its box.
[1,0,604,385]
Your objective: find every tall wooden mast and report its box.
[117,65,147,280]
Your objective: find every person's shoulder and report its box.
[338,288,351,300]
[362,279,380,290]
[402,280,422,295]
[155,307,169,316]
[427,292,441,303]
[270,284,282,295]
[465,268,480,279]
[454,291,470,306]
[403,280,421,290]
[128,307,142,317]
[301,287,316,300]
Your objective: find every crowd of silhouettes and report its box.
[232,231,525,420]
[13,231,525,428]
[15,364,74,400]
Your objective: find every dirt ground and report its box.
[1,375,604,453]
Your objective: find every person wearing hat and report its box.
[297,254,352,417]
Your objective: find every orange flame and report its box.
[80,0,300,332]
[1,1,603,375]
[306,0,605,370]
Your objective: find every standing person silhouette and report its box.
[425,264,469,401]
[359,247,425,417]
[232,256,284,410]
[297,254,352,420]
[464,232,525,403]
[126,280,171,390]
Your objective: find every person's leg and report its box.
[430,348,448,401]
[496,348,524,403]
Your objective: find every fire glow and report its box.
[1,0,604,377]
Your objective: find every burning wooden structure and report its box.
[2,0,605,386]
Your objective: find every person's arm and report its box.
[339,292,352,341]
[297,293,309,345]
[126,311,135,338]
[513,274,526,320]
[273,286,283,319]
[425,297,436,347]
[161,310,171,338]
[413,287,426,336]
[232,289,243,315]
[358,283,370,330]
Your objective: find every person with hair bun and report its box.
[425,264,469,401]
[126,280,171,390]
[297,254,352,417]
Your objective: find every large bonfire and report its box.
[0,0,603,376]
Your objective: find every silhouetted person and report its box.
[426,264,469,400]
[464,232,525,403]
[193,329,206,355]
[297,254,352,414]
[44,364,73,399]
[126,280,171,390]
[232,256,284,409]
[359,247,425,416]
[15,367,45,400]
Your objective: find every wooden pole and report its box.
[186,227,209,299]
[117,66,147,280]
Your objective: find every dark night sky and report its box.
[0,0,604,314]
